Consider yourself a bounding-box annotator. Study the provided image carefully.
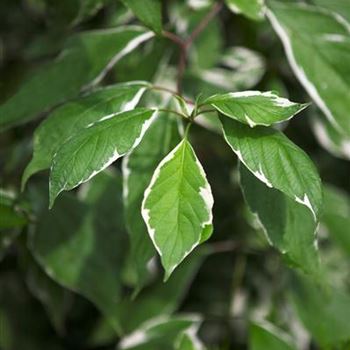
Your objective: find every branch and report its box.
[162,30,185,47]
[185,1,223,48]
[162,2,223,96]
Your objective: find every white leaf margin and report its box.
[49,109,158,207]
[141,139,214,277]
[205,91,309,127]
[266,5,350,135]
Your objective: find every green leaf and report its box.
[141,139,214,280]
[311,112,350,161]
[249,321,295,350]
[291,274,350,346]
[312,0,350,23]
[73,0,110,24]
[322,185,350,256]
[119,314,202,350]
[121,0,162,34]
[193,46,266,92]
[20,248,71,334]
[49,108,157,207]
[0,195,27,230]
[122,112,181,289]
[30,171,127,333]
[221,117,322,219]
[23,81,149,188]
[267,2,350,137]
[240,165,319,275]
[175,331,205,350]
[204,91,308,127]
[0,26,153,131]
[225,0,265,21]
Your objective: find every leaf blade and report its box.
[122,112,181,288]
[0,26,153,130]
[141,139,214,280]
[205,91,308,127]
[23,81,149,188]
[49,108,157,207]
[267,2,350,137]
[121,0,162,34]
[240,165,320,276]
[221,117,322,219]
[225,0,265,21]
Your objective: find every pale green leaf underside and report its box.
[0,26,153,131]
[225,0,265,20]
[122,112,181,288]
[267,2,350,137]
[240,166,319,275]
[205,91,308,127]
[250,322,295,350]
[121,0,162,34]
[49,108,156,207]
[23,81,149,188]
[142,139,214,280]
[221,117,322,219]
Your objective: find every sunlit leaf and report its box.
[142,139,214,280]
[122,112,180,288]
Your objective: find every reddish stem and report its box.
[163,2,223,95]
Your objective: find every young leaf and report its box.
[204,91,308,127]
[240,166,319,276]
[49,108,157,207]
[221,117,322,219]
[30,172,127,333]
[141,139,214,280]
[23,81,149,188]
[225,0,265,21]
[0,26,153,131]
[121,0,162,34]
[267,1,350,137]
[122,112,181,289]
[249,321,295,350]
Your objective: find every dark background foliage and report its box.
[0,1,349,349]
